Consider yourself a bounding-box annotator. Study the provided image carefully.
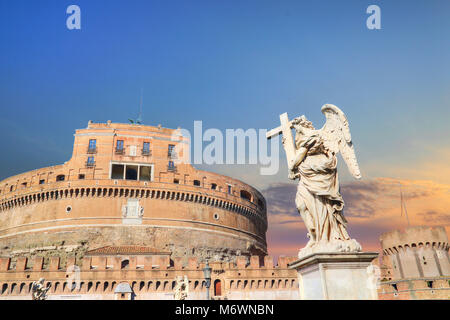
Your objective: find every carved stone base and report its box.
[289,252,379,300]
[298,239,362,259]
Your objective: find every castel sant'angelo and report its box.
[0,121,449,300]
[0,121,299,300]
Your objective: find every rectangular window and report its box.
[125,165,138,180]
[168,161,176,171]
[39,179,45,185]
[115,140,124,155]
[111,164,124,179]
[228,185,232,194]
[139,165,152,181]
[89,139,96,149]
[168,144,176,158]
[78,174,85,180]
[87,156,95,167]
[143,142,150,155]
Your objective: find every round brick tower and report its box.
[380,226,450,280]
[0,122,267,263]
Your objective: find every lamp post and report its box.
[202,261,212,300]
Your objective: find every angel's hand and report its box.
[288,159,295,171]
[288,171,296,180]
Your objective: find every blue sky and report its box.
[1,1,449,182]
[1,0,449,255]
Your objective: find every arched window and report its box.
[121,259,129,270]
[240,190,252,202]
[214,280,222,296]
[56,175,65,182]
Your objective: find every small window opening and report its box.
[121,259,129,270]
[39,179,45,185]
[116,140,124,151]
[173,179,179,184]
[88,139,97,153]
[78,174,85,180]
[142,142,151,155]
[86,156,95,167]
[211,183,217,190]
[168,161,176,172]
[168,144,176,158]
[56,175,65,182]
[193,180,201,186]
[240,190,252,201]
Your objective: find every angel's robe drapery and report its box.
[294,132,350,242]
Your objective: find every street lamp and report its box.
[202,260,212,300]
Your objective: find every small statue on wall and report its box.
[173,275,189,300]
[31,278,51,300]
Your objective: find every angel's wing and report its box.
[320,104,361,179]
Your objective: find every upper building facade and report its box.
[0,121,267,263]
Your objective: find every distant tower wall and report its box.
[380,226,450,280]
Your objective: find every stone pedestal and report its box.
[289,252,379,300]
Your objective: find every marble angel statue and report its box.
[284,104,362,257]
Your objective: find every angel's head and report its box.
[292,115,314,133]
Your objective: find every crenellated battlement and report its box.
[380,226,449,255]
[0,255,297,273]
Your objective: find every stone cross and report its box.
[266,112,296,165]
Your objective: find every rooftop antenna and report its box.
[128,88,143,124]
[399,182,411,227]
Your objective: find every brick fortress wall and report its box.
[0,254,299,300]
